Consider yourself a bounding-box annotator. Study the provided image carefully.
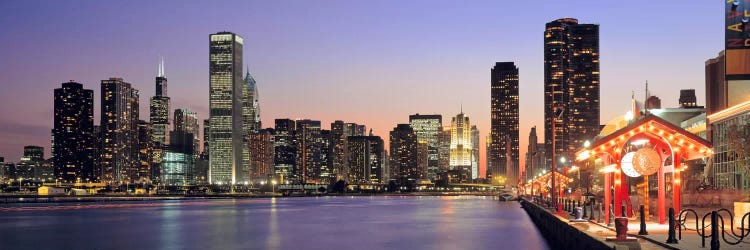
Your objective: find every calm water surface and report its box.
[0,196,549,250]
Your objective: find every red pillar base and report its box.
[605,218,638,242]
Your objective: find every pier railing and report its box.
[520,198,613,250]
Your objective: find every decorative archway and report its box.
[576,115,712,224]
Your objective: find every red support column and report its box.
[604,172,612,223]
[673,157,682,214]
[614,163,623,217]
[658,166,666,224]
[621,172,632,217]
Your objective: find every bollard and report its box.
[621,204,627,218]
[598,203,604,223]
[666,207,678,244]
[710,211,719,250]
[608,206,615,227]
[583,200,588,219]
[638,205,648,235]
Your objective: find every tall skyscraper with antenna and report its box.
[150,57,170,182]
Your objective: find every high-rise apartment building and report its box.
[208,31,244,185]
[101,77,139,184]
[408,114,441,180]
[389,124,419,181]
[488,62,519,180]
[544,18,600,166]
[249,129,274,179]
[296,119,323,184]
[53,81,94,182]
[438,127,451,175]
[347,136,385,184]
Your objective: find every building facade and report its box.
[408,114,442,180]
[208,31,245,185]
[101,77,139,184]
[53,81,94,182]
[449,112,472,178]
[471,125,479,180]
[296,119,324,184]
[274,119,297,183]
[390,124,419,181]
[544,18,600,167]
[489,62,519,180]
[347,136,385,184]
[249,129,274,179]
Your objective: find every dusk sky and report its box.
[0,1,722,177]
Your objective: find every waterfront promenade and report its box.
[523,197,749,250]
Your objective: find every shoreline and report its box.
[0,192,498,204]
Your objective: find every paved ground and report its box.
[536,202,750,249]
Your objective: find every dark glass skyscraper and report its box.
[544,18,600,166]
[208,31,244,185]
[488,62,519,181]
[53,81,94,182]
[101,77,139,184]
[679,89,698,108]
[150,58,170,183]
[274,119,297,183]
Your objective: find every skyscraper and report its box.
[53,81,94,183]
[330,120,348,181]
[136,120,153,182]
[150,58,170,184]
[296,119,323,184]
[274,119,297,183]
[208,31,244,185]
[438,127,451,175]
[101,77,139,184]
[489,62,519,180]
[174,109,200,156]
[389,124,419,181]
[524,126,546,182]
[408,114,441,180]
[470,125,479,180]
[249,129,274,179]
[347,136,385,184]
[243,69,261,132]
[449,112,472,178]
[544,18,600,166]
[150,58,170,146]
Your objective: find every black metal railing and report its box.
[677,208,750,249]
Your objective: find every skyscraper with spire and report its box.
[150,57,170,183]
[243,67,261,132]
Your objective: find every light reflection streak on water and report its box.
[266,197,280,249]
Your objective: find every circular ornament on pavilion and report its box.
[621,152,641,177]
[633,148,661,176]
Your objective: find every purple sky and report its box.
[0,1,722,177]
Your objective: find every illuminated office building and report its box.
[489,62,519,180]
[208,31,244,185]
[449,112,472,178]
[296,119,323,184]
[408,114,441,180]
[274,119,297,183]
[347,136,385,184]
[471,125,479,180]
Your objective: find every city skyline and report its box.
[0,1,723,178]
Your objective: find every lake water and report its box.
[0,196,549,250]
